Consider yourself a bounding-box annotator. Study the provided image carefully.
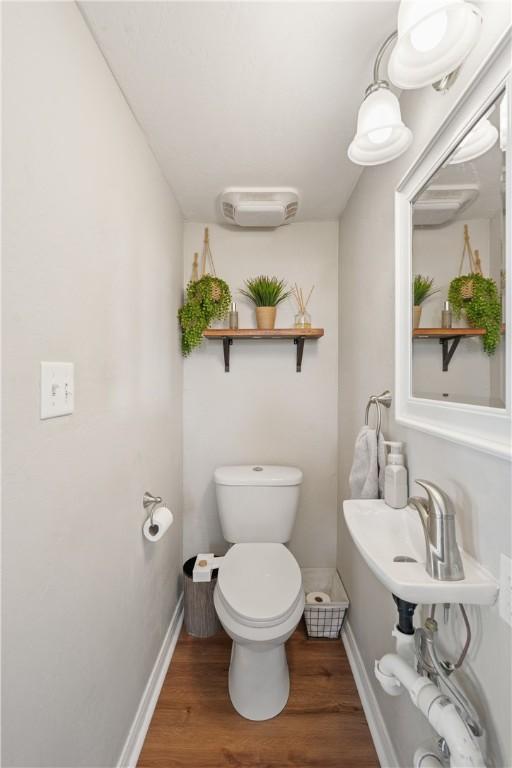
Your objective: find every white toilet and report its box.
[213,464,304,721]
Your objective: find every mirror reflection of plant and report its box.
[448,274,502,354]
[178,275,231,356]
[413,274,439,306]
[240,275,291,307]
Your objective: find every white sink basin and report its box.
[343,499,498,606]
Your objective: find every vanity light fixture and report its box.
[348,32,413,166]
[448,111,499,164]
[388,0,482,90]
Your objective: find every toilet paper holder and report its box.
[143,491,163,534]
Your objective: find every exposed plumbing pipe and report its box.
[375,653,485,767]
[414,747,444,768]
[422,621,482,738]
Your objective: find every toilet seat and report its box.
[216,543,302,629]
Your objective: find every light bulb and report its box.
[410,10,448,52]
[368,127,393,145]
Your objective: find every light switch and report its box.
[40,362,74,419]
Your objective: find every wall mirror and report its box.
[395,33,511,459]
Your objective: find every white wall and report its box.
[183,222,338,568]
[338,3,511,766]
[2,4,183,766]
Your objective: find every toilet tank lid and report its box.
[214,465,303,487]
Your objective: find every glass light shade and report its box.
[448,117,498,164]
[348,87,412,166]
[388,0,482,89]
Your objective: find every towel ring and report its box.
[364,390,392,438]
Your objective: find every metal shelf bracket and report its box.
[440,336,461,372]
[217,335,309,372]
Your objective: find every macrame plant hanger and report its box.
[200,227,221,300]
[191,252,199,282]
[201,227,217,278]
[458,224,482,299]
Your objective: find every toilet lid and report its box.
[217,543,302,625]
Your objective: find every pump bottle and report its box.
[383,441,408,509]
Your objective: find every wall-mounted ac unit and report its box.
[220,188,299,228]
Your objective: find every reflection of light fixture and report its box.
[348,33,412,166]
[388,0,482,90]
[449,115,498,164]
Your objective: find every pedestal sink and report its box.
[343,499,498,605]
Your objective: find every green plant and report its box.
[413,274,439,306]
[178,275,231,356]
[239,275,291,307]
[448,274,502,354]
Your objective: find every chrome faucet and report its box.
[408,480,465,582]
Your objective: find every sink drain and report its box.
[393,555,417,563]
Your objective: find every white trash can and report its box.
[301,568,349,639]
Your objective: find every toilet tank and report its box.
[214,465,303,544]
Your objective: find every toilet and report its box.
[213,464,304,721]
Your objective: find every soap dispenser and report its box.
[383,441,408,509]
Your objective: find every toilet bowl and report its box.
[214,542,304,720]
[213,464,303,719]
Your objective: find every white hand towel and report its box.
[349,426,379,499]
[378,431,387,498]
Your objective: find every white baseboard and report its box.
[342,619,399,768]
[117,594,184,768]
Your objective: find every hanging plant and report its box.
[178,275,231,356]
[448,274,502,355]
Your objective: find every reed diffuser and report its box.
[292,283,314,329]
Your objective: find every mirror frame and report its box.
[395,31,511,461]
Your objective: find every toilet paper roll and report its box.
[143,507,174,542]
[306,591,331,605]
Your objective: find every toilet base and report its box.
[228,640,290,720]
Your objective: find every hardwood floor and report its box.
[137,621,379,768]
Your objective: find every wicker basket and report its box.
[210,281,221,301]
[302,568,349,639]
[460,278,474,300]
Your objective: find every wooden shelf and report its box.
[412,327,503,371]
[203,328,324,372]
[204,328,324,339]
[413,327,486,338]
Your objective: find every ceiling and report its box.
[80,1,399,222]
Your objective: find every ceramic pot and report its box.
[413,305,422,330]
[256,307,277,330]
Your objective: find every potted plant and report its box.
[448,274,502,354]
[240,275,291,330]
[413,275,438,329]
[178,274,231,355]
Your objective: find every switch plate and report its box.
[499,554,512,627]
[40,362,74,419]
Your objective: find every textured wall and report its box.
[183,222,338,568]
[338,4,511,766]
[2,4,183,766]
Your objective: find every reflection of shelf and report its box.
[413,328,487,338]
[203,328,324,372]
[412,327,503,371]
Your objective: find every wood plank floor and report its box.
[137,621,379,768]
